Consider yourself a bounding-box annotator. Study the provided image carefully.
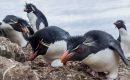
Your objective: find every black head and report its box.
[61,36,89,63]
[67,36,85,52]
[24,3,37,13]
[27,35,50,61]
[114,20,127,30]
[3,15,30,33]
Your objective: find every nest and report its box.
[0,37,130,80]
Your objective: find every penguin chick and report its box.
[0,15,34,47]
[114,20,130,58]
[61,30,130,80]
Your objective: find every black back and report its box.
[28,26,70,55]
[67,30,115,61]
[67,30,121,61]
[66,30,129,66]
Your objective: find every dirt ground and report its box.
[22,45,130,80]
[0,37,130,80]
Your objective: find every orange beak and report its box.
[21,27,29,33]
[60,51,73,63]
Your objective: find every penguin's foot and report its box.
[87,69,99,77]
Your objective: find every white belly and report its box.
[3,29,27,47]
[0,22,27,47]
[120,36,130,58]
[119,28,130,58]
[39,22,45,30]
[44,41,67,62]
[27,12,37,32]
[82,48,119,72]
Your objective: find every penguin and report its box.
[60,30,130,80]
[26,26,70,67]
[0,15,34,47]
[114,20,130,58]
[24,3,48,32]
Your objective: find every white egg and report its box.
[51,59,63,67]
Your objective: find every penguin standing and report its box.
[61,30,129,80]
[26,26,70,67]
[24,3,48,32]
[0,15,34,47]
[114,20,130,58]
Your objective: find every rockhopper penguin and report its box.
[114,20,130,58]
[26,26,70,67]
[24,3,48,32]
[60,30,130,80]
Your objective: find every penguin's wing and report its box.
[36,18,42,30]
[35,11,48,30]
[38,11,48,27]
[109,40,130,66]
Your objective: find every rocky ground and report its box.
[0,37,130,80]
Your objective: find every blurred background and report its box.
[0,0,130,38]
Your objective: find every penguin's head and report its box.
[24,3,37,13]
[114,20,127,30]
[26,35,50,61]
[2,15,30,33]
[60,36,87,64]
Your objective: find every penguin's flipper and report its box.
[36,18,41,30]
[109,41,130,66]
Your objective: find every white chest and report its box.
[27,12,37,32]
[120,36,130,53]
[27,12,46,31]
[3,29,27,47]
[82,48,119,72]
[44,41,67,62]
[119,28,130,57]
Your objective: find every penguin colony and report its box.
[0,3,130,80]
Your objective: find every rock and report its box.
[0,56,39,80]
[0,37,26,62]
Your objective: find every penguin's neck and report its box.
[118,28,128,42]
[119,28,127,36]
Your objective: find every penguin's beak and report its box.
[24,10,27,12]
[24,8,27,12]
[21,27,29,33]
[27,51,38,61]
[60,50,74,64]
[114,22,117,25]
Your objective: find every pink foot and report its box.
[87,69,99,77]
